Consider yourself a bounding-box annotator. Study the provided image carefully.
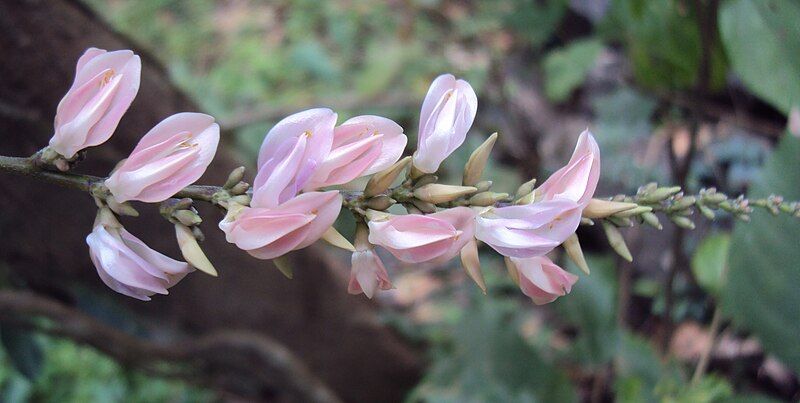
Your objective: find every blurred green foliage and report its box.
[0,334,213,403]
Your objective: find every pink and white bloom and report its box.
[50,48,141,159]
[252,108,336,208]
[304,115,406,190]
[86,208,193,301]
[220,191,342,260]
[105,113,220,203]
[368,207,475,264]
[413,74,478,173]
[536,130,600,206]
[476,199,582,258]
[507,256,578,305]
[475,131,600,258]
[348,248,393,298]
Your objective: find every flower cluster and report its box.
[46,48,220,300]
[45,48,602,304]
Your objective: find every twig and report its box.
[0,289,342,403]
[692,304,723,384]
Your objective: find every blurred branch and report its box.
[0,289,342,403]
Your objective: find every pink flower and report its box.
[105,113,220,203]
[348,249,393,298]
[536,130,600,206]
[252,108,336,208]
[50,48,141,159]
[219,191,342,260]
[86,208,193,301]
[413,74,478,173]
[475,199,582,258]
[475,130,600,258]
[368,207,475,264]
[304,115,406,190]
[507,256,578,305]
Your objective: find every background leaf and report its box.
[691,233,730,296]
[719,0,800,114]
[0,326,43,381]
[543,38,603,102]
[723,135,800,373]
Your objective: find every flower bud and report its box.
[615,205,653,218]
[173,209,202,226]
[175,223,217,276]
[224,166,246,189]
[365,195,396,211]
[582,199,638,219]
[411,199,437,214]
[475,180,493,192]
[413,184,477,204]
[563,234,590,274]
[638,186,682,203]
[462,132,498,186]
[413,174,438,188]
[671,195,696,211]
[273,255,293,279]
[602,221,632,262]
[515,178,537,200]
[670,216,695,230]
[321,226,355,252]
[364,156,411,197]
[106,195,139,217]
[468,191,509,207]
[641,212,662,230]
[229,181,250,195]
[460,239,486,294]
[697,203,716,220]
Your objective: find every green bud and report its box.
[175,223,217,276]
[468,191,509,207]
[641,212,662,230]
[413,184,477,204]
[273,255,293,279]
[229,181,250,195]
[607,216,633,227]
[515,178,537,199]
[563,234,590,274]
[615,205,653,218]
[173,209,202,226]
[365,195,396,211]
[404,203,423,215]
[106,195,139,217]
[230,194,251,206]
[602,221,633,262]
[583,199,638,218]
[224,166,246,189]
[638,186,682,203]
[580,217,595,226]
[364,156,411,197]
[475,180,493,193]
[413,174,438,188]
[697,203,716,220]
[670,216,695,230]
[671,196,696,211]
[411,198,437,214]
[463,132,498,186]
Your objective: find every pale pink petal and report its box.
[536,130,600,206]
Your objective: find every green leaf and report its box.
[723,135,800,373]
[0,326,43,381]
[690,233,731,296]
[719,0,800,114]
[543,38,603,102]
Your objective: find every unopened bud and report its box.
[229,181,250,195]
[563,234,590,274]
[365,209,391,221]
[638,186,682,203]
[106,195,139,217]
[602,221,633,262]
[272,255,293,279]
[515,178,537,199]
[364,156,411,197]
[583,199,638,219]
[475,180,493,192]
[469,191,509,207]
[175,224,217,276]
[230,194,251,206]
[412,198,437,213]
[607,216,633,227]
[670,216,695,230]
[224,166,246,189]
[413,184,477,204]
[641,212,662,230]
[460,239,486,294]
[404,204,423,215]
[365,195,395,210]
[697,204,715,220]
[463,132,498,186]
[638,182,658,195]
[615,205,653,218]
[504,257,521,286]
[671,196,696,211]
[580,217,595,226]
[321,226,355,252]
[191,226,205,242]
[413,174,438,188]
[173,209,202,226]
[515,191,536,205]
